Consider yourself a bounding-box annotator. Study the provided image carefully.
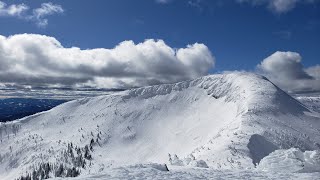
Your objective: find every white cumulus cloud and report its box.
[0,1,63,27]
[0,34,215,89]
[257,51,320,93]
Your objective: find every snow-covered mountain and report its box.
[0,72,319,179]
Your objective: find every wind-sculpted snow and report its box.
[0,72,319,179]
[258,148,320,173]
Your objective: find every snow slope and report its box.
[55,164,320,180]
[0,72,319,179]
[294,93,320,113]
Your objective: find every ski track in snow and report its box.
[0,72,319,179]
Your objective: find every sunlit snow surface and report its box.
[55,165,320,180]
[1,72,320,180]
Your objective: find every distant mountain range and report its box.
[0,98,67,122]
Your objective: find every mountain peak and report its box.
[0,72,319,179]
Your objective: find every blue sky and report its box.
[0,0,319,92]
[1,0,319,70]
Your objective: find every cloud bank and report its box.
[237,0,318,14]
[0,1,63,27]
[0,34,215,89]
[257,51,320,93]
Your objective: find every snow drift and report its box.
[0,72,319,179]
[257,148,320,173]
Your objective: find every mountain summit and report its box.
[0,72,319,179]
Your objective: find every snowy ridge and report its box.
[0,72,319,179]
[295,94,320,113]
